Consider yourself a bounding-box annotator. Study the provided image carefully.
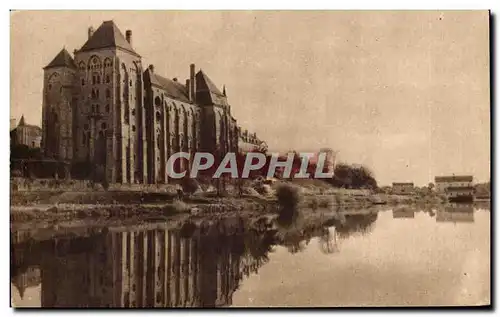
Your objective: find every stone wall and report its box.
[10,177,177,193]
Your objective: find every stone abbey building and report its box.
[42,20,264,184]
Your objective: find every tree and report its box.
[328,163,377,189]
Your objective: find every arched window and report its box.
[92,75,96,85]
[101,122,107,130]
[132,125,136,132]
[131,109,135,116]
[106,89,111,99]
[96,105,100,113]
[81,78,85,86]
[106,75,110,83]
[124,105,130,124]
[89,56,102,70]
[154,96,161,107]
[155,111,161,123]
[105,104,110,113]
[97,75,101,84]
[104,58,112,68]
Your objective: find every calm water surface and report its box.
[11,206,490,307]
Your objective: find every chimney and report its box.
[88,26,95,39]
[126,30,132,45]
[186,79,190,91]
[190,64,196,103]
[148,64,154,73]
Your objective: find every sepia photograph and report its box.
[9,10,491,308]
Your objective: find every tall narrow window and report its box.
[106,89,111,99]
[106,75,110,83]
[105,104,110,113]
[97,75,101,84]
[81,78,85,86]
[92,75,96,85]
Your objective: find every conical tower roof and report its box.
[43,48,76,70]
[18,115,25,126]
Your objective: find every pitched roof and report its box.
[196,70,224,96]
[44,48,77,69]
[435,175,473,183]
[79,20,139,56]
[150,72,190,103]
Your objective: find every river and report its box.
[10,205,490,307]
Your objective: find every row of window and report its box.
[83,122,107,131]
[79,57,113,71]
[154,96,202,118]
[156,135,199,150]
[90,88,112,100]
[91,104,111,114]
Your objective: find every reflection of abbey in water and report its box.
[436,206,474,223]
[12,224,266,308]
[11,210,381,307]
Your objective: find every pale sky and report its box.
[10,11,490,185]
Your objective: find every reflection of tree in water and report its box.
[421,206,436,217]
[335,212,379,239]
[318,227,339,254]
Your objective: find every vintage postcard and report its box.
[10,10,490,308]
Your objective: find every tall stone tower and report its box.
[195,70,238,159]
[41,48,77,160]
[72,21,147,184]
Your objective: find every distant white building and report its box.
[434,175,474,193]
[434,175,474,202]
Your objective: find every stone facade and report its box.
[11,116,42,148]
[41,20,264,184]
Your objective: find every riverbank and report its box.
[10,177,489,225]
